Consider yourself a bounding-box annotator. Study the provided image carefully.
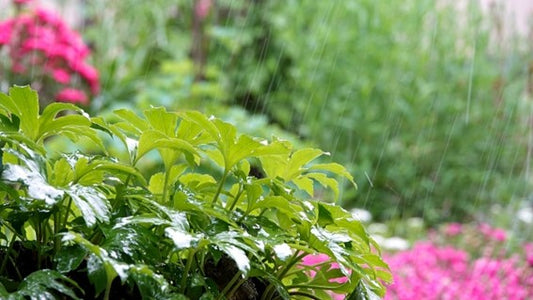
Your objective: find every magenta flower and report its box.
[491,228,507,242]
[0,7,99,105]
[13,0,32,5]
[444,223,462,236]
[56,88,88,104]
[51,68,71,84]
[385,241,533,300]
[195,0,212,19]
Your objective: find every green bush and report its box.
[0,86,389,299]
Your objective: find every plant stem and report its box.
[216,270,243,300]
[0,234,17,275]
[285,291,321,300]
[104,278,112,300]
[226,185,244,212]
[62,195,73,229]
[180,249,196,294]
[212,169,228,207]
[162,168,171,204]
[261,251,307,300]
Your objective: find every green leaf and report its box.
[13,269,82,300]
[114,108,150,133]
[180,111,220,143]
[309,162,357,188]
[0,283,8,297]
[136,130,198,167]
[2,147,64,206]
[165,227,204,250]
[144,106,178,136]
[306,172,340,200]
[62,232,130,290]
[225,134,262,170]
[7,86,39,141]
[128,265,171,299]
[285,148,324,179]
[54,244,87,273]
[66,185,110,227]
[292,175,314,197]
[87,254,108,295]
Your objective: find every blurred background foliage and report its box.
[5,0,533,225]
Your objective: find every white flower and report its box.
[407,217,424,229]
[350,208,372,223]
[518,207,533,224]
[368,223,388,235]
[382,237,410,251]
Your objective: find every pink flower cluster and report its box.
[0,6,99,105]
[385,242,533,300]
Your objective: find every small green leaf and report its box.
[114,109,150,133]
[306,172,340,200]
[309,162,357,188]
[180,111,220,143]
[292,175,314,197]
[285,148,324,179]
[144,106,178,136]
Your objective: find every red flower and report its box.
[0,7,99,105]
[56,88,88,104]
[51,68,71,84]
[13,0,32,5]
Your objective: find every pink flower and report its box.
[56,88,88,104]
[13,0,32,4]
[444,223,462,236]
[195,0,212,19]
[384,241,533,300]
[0,21,14,45]
[51,68,71,84]
[491,229,506,242]
[0,7,99,105]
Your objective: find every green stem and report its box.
[226,185,244,212]
[216,270,243,300]
[0,234,17,275]
[212,169,228,207]
[53,211,60,255]
[286,284,339,290]
[285,291,321,300]
[162,168,171,204]
[261,251,307,300]
[62,195,73,229]
[104,278,113,300]
[180,249,196,294]
[276,251,307,279]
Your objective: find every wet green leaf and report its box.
[66,185,110,227]
[13,269,82,300]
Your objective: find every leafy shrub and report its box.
[0,4,99,106]
[0,86,389,299]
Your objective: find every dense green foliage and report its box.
[0,86,389,299]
